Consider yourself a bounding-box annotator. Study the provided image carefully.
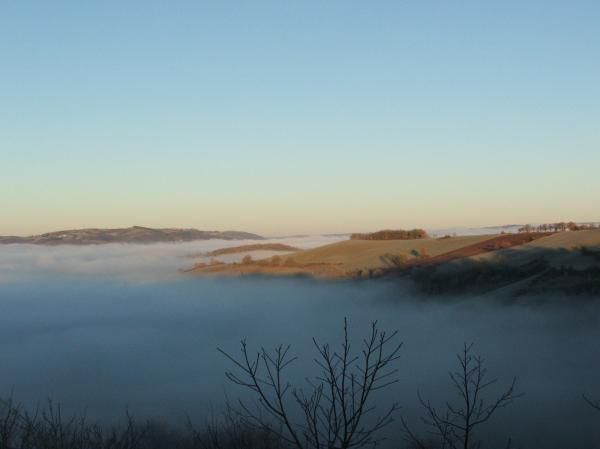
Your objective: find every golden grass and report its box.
[187,262,345,279]
[473,230,600,268]
[287,235,495,271]
[187,231,600,279]
[515,229,600,250]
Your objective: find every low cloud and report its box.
[1,237,599,447]
[0,235,345,282]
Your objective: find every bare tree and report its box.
[583,394,600,413]
[188,401,286,449]
[0,397,149,449]
[218,319,402,449]
[97,411,148,449]
[0,394,20,449]
[402,343,519,449]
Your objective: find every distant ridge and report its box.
[0,226,264,245]
[481,224,525,229]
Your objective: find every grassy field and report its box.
[189,235,497,278]
[473,229,600,268]
[288,235,495,271]
[408,230,600,295]
[512,229,600,250]
[188,230,600,280]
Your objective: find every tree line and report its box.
[350,230,429,241]
[518,222,599,233]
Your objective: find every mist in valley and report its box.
[0,242,599,448]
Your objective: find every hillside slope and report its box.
[408,230,600,296]
[473,229,600,268]
[288,235,494,271]
[189,235,497,278]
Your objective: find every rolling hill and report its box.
[188,230,600,296]
[0,226,264,245]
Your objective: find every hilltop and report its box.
[0,226,264,245]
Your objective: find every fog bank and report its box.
[0,236,344,282]
[0,243,599,447]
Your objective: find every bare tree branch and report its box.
[402,343,520,449]
[219,318,402,449]
[583,394,600,413]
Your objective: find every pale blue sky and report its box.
[1,1,599,235]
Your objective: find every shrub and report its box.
[382,253,408,267]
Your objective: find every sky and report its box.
[1,1,599,236]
